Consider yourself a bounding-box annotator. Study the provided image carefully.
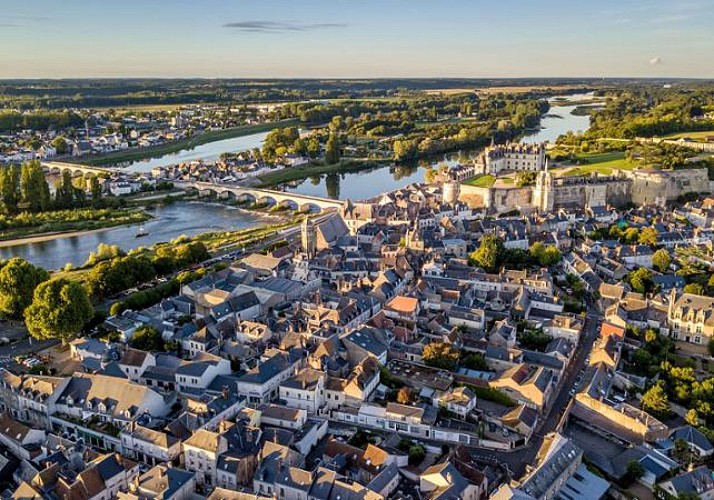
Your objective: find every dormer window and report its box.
[66,396,74,406]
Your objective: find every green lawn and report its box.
[663,130,714,140]
[554,150,637,176]
[463,174,496,188]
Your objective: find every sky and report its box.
[1,0,713,79]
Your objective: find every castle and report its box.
[456,155,711,214]
[476,143,547,175]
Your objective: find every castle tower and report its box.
[533,158,554,213]
[443,178,461,206]
[301,217,316,259]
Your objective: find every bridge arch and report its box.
[299,202,322,213]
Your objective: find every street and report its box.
[470,297,602,478]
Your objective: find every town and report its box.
[3,1,714,498]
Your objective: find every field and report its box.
[663,130,714,140]
[76,119,298,166]
[551,150,636,177]
[463,174,496,188]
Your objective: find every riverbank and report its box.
[0,208,151,243]
[256,158,391,187]
[0,226,119,249]
[76,119,299,166]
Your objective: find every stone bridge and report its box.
[174,180,345,213]
[41,161,113,177]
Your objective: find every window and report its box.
[695,336,702,344]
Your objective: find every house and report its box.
[176,352,232,392]
[420,461,480,500]
[436,386,477,419]
[258,404,307,430]
[669,425,714,458]
[667,289,714,344]
[659,466,714,500]
[235,349,302,404]
[490,364,554,412]
[514,433,609,500]
[121,423,182,466]
[118,465,196,500]
[0,413,45,461]
[278,368,325,413]
[55,453,140,500]
[182,428,227,486]
[118,348,156,382]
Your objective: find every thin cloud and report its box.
[649,56,664,65]
[223,21,347,33]
[649,14,689,24]
[0,23,19,28]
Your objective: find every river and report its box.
[124,131,270,173]
[282,93,595,200]
[0,202,266,270]
[3,94,593,269]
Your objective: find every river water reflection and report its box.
[0,202,266,270]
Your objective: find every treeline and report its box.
[392,99,547,161]
[84,240,210,299]
[585,87,714,139]
[0,110,83,132]
[0,161,104,215]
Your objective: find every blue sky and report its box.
[1,0,713,78]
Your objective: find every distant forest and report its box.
[0,77,658,109]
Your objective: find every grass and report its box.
[76,119,299,166]
[663,130,714,140]
[463,174,496,188]
[256,158,390,187]
[553,150,637,177]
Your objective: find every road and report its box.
[470,297,602,478]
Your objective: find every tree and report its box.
[54,170,76,208]
[684,283,705,295]
[24,278,93,343]
[0,258,49,319]
[624,459,645,485]
[628,267,654,295]
[623,227,640,244]
[396,387,413,404]
[422,342,460,371]
[641,381,670,418]
[461,353,488,371]
[408,445,426,466]
[130,326,165,352]
[325,133,340,164]
[20,161,51,212]
[0,165,20,214]
[89,175,102,205]
[469,234,505,272]
[685,408,700,426]
[652,248,671,273]
[51,136,68,155]
[638,227,658,247]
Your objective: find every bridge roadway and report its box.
[41,161,113,177]
[173,180,345,212]
[39,162,345,212]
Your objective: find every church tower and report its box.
[301,217,316,259]
[533,158,554,213]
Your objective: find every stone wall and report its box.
[629,168,711,206]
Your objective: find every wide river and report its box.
[124,131,270,173]
[3,94,593,269]
[0,203,267,270]
[283,93,594,200]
